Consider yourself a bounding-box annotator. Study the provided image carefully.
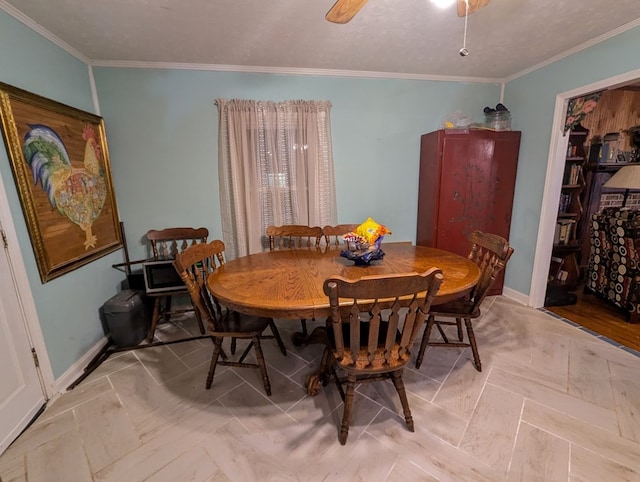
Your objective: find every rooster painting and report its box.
[22,124,107,249]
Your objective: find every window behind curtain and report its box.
[216,99,337,259]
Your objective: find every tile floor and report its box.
[2,296,640,481]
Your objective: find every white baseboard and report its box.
[502,286,529,306]
[52,336,109,395]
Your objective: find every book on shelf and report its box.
[571,164,581,184]
[554,219,576,245]
[558,193,572,214]
[549,256,564,281]
[557,270,569,283]
[563,164,581,185]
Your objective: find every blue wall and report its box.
[504,25,640,295]
[4,3,640,378]
[0,11,124,378]
[93,68,501,261]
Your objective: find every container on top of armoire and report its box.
[416,128,521,295]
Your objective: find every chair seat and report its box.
[429,298,481,319]
[327,321,409,371]
[145,287,188,298]
[216,310,272,337]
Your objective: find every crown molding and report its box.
[505,17,640,83]
[0,0,89,64]
[89,60,502,84]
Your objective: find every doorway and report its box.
[531,68,640,350]
[531,67,640,308]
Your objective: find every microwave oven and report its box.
[142,259,185,294]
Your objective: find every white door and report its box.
[0,226,46,455]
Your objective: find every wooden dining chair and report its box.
[322,268,443,445]
[182,237,286,358]
[266,224,323,250]
[174,240,286,396]
[322,224,359,247]
[415,230,514,372]
[144,227,209,342]
[266,224,323,336]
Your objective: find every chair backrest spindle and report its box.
[266,225,323,250]
[146,227,209,260]
[322,224,360,247]
[324,269,443,370]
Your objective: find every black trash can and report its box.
[102,290,149,348]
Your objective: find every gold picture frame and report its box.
[0,82,122,282]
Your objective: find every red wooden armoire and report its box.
[416,129,521,294]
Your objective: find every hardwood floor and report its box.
[546,286,640,353]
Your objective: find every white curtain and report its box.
[217,99,337,259]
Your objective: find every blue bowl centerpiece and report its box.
[339,217,391,266]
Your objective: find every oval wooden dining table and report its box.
[207,243,480,395]
[207,243,480,320]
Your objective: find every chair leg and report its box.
[252,336,271,396]
[331,362,344,400]
[237,341,253,363]
[206,337,224,389]
[456,317,464,341]
[147,297,162,342]
[300,319,308,337]
[208,335,228,360]
[416,314,435,369]
[391,370,414,432]
[165,295,172,320]
[465,318,482,372]
[230,337,237,355]
[339,373,356,445]
[321,348,335,387]
[269,320,287,356]
[436,322,449,343]
[194,309,205,335]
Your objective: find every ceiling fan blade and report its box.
[457,0,491,17]
[326,0,369,24]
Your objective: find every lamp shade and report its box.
[603,165,640,189]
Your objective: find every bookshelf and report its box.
[549,126,589,288]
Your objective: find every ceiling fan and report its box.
[326,0,491,24]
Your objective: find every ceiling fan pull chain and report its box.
[460,0,470,56]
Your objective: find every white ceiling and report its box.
[3,0,640,80]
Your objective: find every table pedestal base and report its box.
[291,325,328,347]
[292,326,333,396]
[306,344,334,396]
